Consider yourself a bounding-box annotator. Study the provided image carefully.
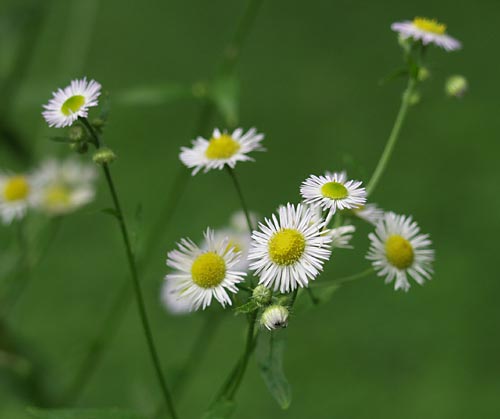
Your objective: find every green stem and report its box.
[366,76,417,196]
[81,118,178,419]
[154,314,222,418]
[311,268,374,289]
[226,311,258,400]
[225,166,254,232]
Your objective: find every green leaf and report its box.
[201,398,236,419]
[378,67,408,86]
[210,76,239,126]
[27,407,144,419]
[256,330,292,409]
[234,300,258,314]
[115,83,191,106]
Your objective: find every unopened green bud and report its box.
[68,125,85,142]
[418,67,430,82]
[407,90,421,106]
[252,285,272,306]
[446,75,468,98]
[92,117,106,130]
[260,304,289,331]
[69,141,89,154]
[397,34,412,52]
[93,147,117,165]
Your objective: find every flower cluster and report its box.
[0,158,97,224]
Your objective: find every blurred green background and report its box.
[1,0,499,418]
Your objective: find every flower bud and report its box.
[418,67,430,82]
[68,125,86,142]
[252,285,272,306]
[69,141,89,154]
[93,147,117,165]
[92,117,106,130]
[260,304,289,331]
[445,75,468,98]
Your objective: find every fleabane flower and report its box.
[391,17,461,51]
[179,127,264,175]
[165,228,246,311]
[0,173,32,224]
[366,212,434,292]
[32,158,97,216]
[42,78,101,128]
[309,205,355,249]
[248,203,332,293]
[209,227,252,272]
[351,203,384,226]
[300,171,366,219]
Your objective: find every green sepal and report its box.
[234,299,259,314]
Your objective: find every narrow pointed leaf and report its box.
[256,330,292,409]
[201,398,236,419]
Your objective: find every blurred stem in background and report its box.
[0,1,47,165]
[61,0,265,407]
[81,118,179,419]
[0,217,63,320]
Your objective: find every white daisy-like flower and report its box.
[300,171,366,219]
[160,278,192,316]
[42,78,101,128]
[32,158,97,216]
[351,203,384,226]
[391,17,461,51]
[209,227,252,272]
[330,225,356,249]
[367,212,434,292]
[248,203,332,293]
[179,127,264,175]
[305,204,355,249]
[165,228,246,311]
[230,210,259,232]
[260,305,289,331]
[0,173,33,224]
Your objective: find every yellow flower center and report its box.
[191,252,226,288]
[61,95,85,116]
[3,176,30,202]
[385,235,414,270]
[44,185,72,208]
[321,182,348,200]
[269,229,306,266]
[225,239,242,254]
[413,17,446,35]
[205,134,240,159]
